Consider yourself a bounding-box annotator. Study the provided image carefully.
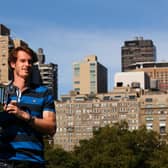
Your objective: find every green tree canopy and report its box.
[45,122,168,168]
[73,122,163,168]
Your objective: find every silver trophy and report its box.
[0,84,19,112]
[0,84,6,112]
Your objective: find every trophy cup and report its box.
[0,84,19,133]
[0,84,6,112]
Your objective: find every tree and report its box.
[45,122,168,168]
[45,147,79,168]
[73,123,161,168]
[146,142,168,168]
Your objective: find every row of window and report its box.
[145,110,168,115]
[56,102,135,108]
[146,122,166,134]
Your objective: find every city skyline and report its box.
[1,0,168,96]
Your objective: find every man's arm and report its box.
[5,103,57,136]
[29,111,56,136]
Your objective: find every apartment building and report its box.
[54,86,140,151]
[73,55,107,94]
[128,62,168,91]
[0,24,13,84]
[139,92,168,135]
[121,37,156,72]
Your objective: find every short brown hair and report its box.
[9,46,37,66]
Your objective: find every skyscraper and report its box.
[73,55,107,94]
[36,48,58,100]
[121,37,156,72]
[0,24,13,84]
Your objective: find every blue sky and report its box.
[1,0,168,97]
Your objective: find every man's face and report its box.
[11,50,33,79]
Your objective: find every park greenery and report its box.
[45,122,168,168]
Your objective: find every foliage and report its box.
[45,147,79,168]
[146,142,168,168]
[45,122,168,168]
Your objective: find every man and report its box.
[0,46,56,167]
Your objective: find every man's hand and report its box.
[4,101,30,121]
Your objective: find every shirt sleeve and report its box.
[43,89,56,113]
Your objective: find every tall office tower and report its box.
[35,48,58,100]
[73,55,107,94]
[0,24,13,84]
[121,37,156,72]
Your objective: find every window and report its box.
[129,95,136,100]
[74,81,80,84]
[146,123,153,130]
[145,98,152,102]
[73,64,80,76]
[74,88,80,92]
[90,63,96,68]
[160,126,166,134]
[90,73,96,81]
[160,123,166,134]
[146,117,153,121]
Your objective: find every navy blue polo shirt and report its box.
[0,83,56,163]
